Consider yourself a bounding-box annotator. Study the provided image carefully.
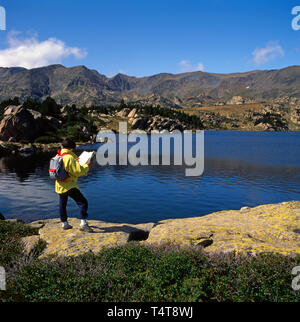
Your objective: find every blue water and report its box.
[0,131,299,223]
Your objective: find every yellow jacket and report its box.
[55,148,89,194]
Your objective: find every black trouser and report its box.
[59,188,88,222]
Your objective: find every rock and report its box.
[15,201,300,258]
[8,137,17,143]
[34,143,61,153]
[240,206,251,213]
[60,106,68,114]
[197,239,214,248]
[98,117,110,124]
[21,235,42,254]
[82,126,90,137]
[254,122,269,131]
[27,221,45,230]
[6,219,25,224]
[46,116,62,129]
[116,108,131,117]
[130,118,148,130]
[137,115,186,133]
[0,213,5,220]
[19,145,35,155]
[35,219,155,258]
[28,109,42,120]
[0,106,44,142]
[3,105,21,116]
[75,125,91,140]
[128,108,138,118]
[227,96,244,105]
[145,201,300,255]
[290,108,300,125]
[169,123,184,132]
[60,105,78,115]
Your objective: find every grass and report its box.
[0,221,299,302]
[183,103,263,116]
[0,220,39,265]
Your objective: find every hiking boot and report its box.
[79,224,93,233]
[62,223,73,230]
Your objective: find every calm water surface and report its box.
[0,131,299,223]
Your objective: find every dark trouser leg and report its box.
[68,188,88,220]
[59,193,69,222]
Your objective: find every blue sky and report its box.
[0,0,299,76]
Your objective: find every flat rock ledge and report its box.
[22,201,300,257]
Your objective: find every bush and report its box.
[0,97,20,119]
[1,240,300,302]
[254,112,288,130]
[64,125,87,141]
[40,97,61,117]
[91,104,204,129]
[34,135,59,144]
[0,221,38,267]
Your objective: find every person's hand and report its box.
[86,162,91,166]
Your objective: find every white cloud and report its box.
[179,60,204,72]
[0,31,87,69]
[252,42,284,66]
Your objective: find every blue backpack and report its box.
[49,151,69,181]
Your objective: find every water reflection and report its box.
[0,131,299,223]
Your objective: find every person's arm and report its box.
[65,156,89,178]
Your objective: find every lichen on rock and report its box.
[21,201,300,258]
[145,201,300,255]
[24,218,155,258]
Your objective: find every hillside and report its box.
[0,65,299,108]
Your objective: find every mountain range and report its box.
[0,64,299,108]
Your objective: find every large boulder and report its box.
[145,116,186,132]
[19,201,300,258]
[116,108,131,117]
[227,96,245,105]
[128,108,138,118]
[22,219,155,257]
[0,106,44,141]
[129,117,149,130]
[146,201,300,255]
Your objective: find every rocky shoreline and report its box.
[0,141,92,158]
[0,141,59,157]
[5,201,298,258]
[1,100,299,151]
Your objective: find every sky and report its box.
[0,0,299,77]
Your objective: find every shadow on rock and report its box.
[90,224,150,241]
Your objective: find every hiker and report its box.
[53,138,93,232]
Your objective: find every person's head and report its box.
[61,138,76,150]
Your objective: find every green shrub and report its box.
[1,241,300,302]
[34,135,59,144]
[0,221,38,267]
[19,139,30,144]
[0,97,20,119]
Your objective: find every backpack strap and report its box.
[57,149,70,157]
[56,150,71,181]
